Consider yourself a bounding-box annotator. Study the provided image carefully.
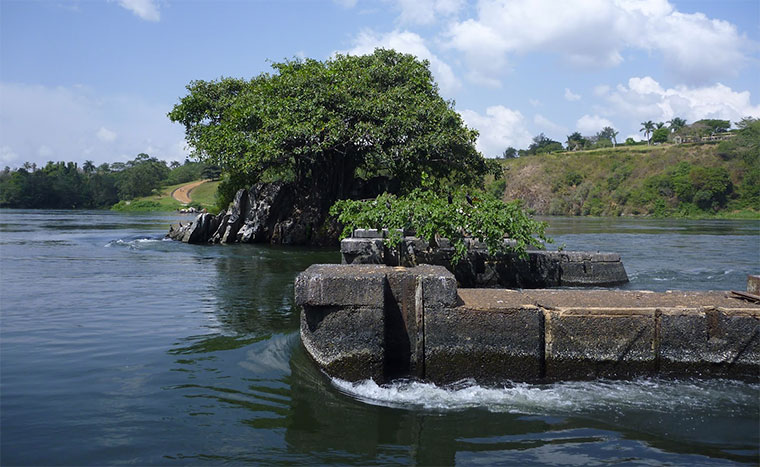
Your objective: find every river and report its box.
[1,210,758,465]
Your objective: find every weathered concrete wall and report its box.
[295,264,760,384]
[340,229,628,288]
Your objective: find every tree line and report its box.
[0,154,218,209]
[501,118,751,158]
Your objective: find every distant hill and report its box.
[492,137,759,218]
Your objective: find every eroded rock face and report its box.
[168,182,339,246]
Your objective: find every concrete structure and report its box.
[341,229,628,288]
[296,264,760,384]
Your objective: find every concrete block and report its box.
[352,229,386,238]
[545,308,657,380]
[341,238,385,264]
[294,264,388,307]
[591,252,621,262]
[425,306,544,383]
[408,264,457,307]
[300,305,385,382]
[660,308,760,381]
[560,261,628,287]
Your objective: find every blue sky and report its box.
[1,0,758,167]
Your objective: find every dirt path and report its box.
[171,179,209,204]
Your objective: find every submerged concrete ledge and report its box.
[296,264,760,384]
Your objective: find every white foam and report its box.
[104,237,162,248]
[332,377,759,416]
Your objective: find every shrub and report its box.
[330,188,550,264]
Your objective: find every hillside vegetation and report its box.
[493,127,759,218]
[111,180,220,212]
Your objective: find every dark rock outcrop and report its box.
[167,182,340,246]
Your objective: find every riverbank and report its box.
[494,143,759,218]
[111,179,219,212]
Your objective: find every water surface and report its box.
[1,210,758,465]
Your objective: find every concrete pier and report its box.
[295,264,760,384]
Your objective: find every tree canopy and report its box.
[168,49,490,201]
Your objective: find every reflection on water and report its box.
[1,210,758,465]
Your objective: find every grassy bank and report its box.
[492,142,759,219]
[111,180,220,212]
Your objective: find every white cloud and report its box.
[38,145,53,157]
[593,84,611,97]
[445,0,752,85]
[97,127,117,143]
[534,114,568,137]
[117,0,160,22]
[564,88,581,101]
[0,82,188,168]
[341,29,460,95]
[576,114,615,134]
[0,146,19,166]
[598,76,760,124]
[394,0,465,25]
[459,105,532,157]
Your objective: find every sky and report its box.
[1,0,759,168]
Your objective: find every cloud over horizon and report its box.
[444,0,753,86]
[117,0,160,22]
[0,82,187,168]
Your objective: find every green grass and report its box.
[494,143,759,219]
[188,180,220,209]
[110,180,220,212]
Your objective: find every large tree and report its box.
[168,49,489,203]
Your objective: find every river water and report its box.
[1,210,758,465]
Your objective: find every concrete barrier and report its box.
[295,264,760,383]
[341,229,629,287]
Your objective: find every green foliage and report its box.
[651,127,669,144]
[667,117,687,133]
[694,119,731,134]
[0,161,119,209]
[640,120,656,144]
[522,133,563,155]
[330,188,549,264]
[566,132,587,151]
[167,161,208,185]
[111,200,162,212]
[115,153,170,200]
[494,142,756,218]
[563,170,584,187]
[597,127,619,147]
[502,147,518,159]
[717,119,760,164]
[487,178,506,199]
[0,153,192,210]
[169,49,488,203]
[637,162,733,213]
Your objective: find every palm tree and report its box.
[82,160,96,175]
[667,117,687,133]
[611,128,619,148]
[640,121,655,145]
[655,122,666,129]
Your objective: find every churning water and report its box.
[1,210,758,465]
